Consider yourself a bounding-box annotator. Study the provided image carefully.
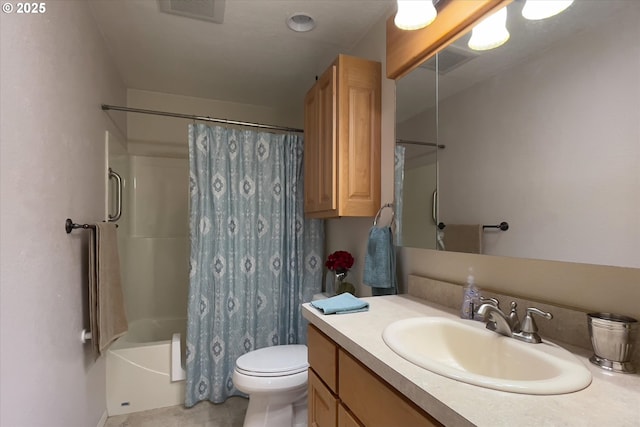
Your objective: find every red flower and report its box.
[325,250,354,273]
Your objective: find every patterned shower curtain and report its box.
[394,145,406,246]
[185,124,324,406]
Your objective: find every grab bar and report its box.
[432,190,438,224]
[108,168,122,222]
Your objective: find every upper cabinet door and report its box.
[336,55,381,217]
[304,55,381,219]
[305,64,337,216]
[317,65,338,214]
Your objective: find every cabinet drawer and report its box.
[338,403,364,427]
[308,325,338,393]
[339,350,442,427]
[309,368,338,427]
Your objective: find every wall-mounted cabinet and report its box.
[304,54,381,218]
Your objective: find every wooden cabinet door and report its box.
[307,325,338,393]
[338,403,364,427]
[309,368,338,427]
[304,82,320,213]
[339,350,442,427]
[336,55,381,217]
[304,65,337,217]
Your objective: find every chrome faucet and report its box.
[476,302,553,344]
[472,296,499,322]
[477,303,513,337]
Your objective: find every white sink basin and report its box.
[382,317,592,394]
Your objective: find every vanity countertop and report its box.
[302,295,640,427]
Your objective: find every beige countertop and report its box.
[302,295,640,427]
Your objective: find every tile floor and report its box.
[104,397,248,427]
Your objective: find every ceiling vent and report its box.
[158,0,226,24]
[420,45,478,74]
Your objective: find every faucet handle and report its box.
[518,308,553,343]
[508,301,521,332]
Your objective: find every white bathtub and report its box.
[106,318,187,416]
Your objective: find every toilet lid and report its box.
[236,344,308,377]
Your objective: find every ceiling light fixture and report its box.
[286,12,315,32]
[468,7,510,51]
[394,0,437,31]
[522,0,574,20]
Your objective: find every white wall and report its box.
[0,2,126,426]
[324,8,640,321]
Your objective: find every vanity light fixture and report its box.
[394,0,437,31]
[522,0,574,20]
[468,7,510,51]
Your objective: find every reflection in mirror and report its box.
[396,1,640,268]
[396,56,438,250]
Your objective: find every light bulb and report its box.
[468,7,510,51]
[522,0,574,20]
[394,0,437,31]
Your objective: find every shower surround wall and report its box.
[123,155,189,322]
[122,88,305,322]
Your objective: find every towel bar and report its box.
[65,218,118,234]
[483,222,509,231]
[438,221,509,231]
[65,218,96,234]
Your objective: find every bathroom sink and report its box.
[382,317,592,394]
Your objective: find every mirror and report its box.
[395,61,438,250]
[396,0,640,268]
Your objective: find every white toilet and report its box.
[233,344,309,427]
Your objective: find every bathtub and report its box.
[106,318,187,416]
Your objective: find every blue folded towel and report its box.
[310,293,369,315]
[363,226,398,296]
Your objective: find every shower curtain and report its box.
[394,145,406,246]
[185,124,324,406]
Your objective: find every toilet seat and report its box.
[235,344,308,377]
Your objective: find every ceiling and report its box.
[88,0,394,114]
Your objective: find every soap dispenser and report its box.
[461,268,479,319]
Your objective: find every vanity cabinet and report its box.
[307,325,442,427]
[303,54,381,218]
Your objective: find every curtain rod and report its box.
[396,139,445,149]
[101,104,304,133]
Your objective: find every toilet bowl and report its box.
[232,344,309,427]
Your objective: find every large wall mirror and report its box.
[396,0,639,268]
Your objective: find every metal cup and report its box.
[587,313,638,373]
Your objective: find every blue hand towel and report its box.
[310,293,369,315]
[363,226,398,296]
